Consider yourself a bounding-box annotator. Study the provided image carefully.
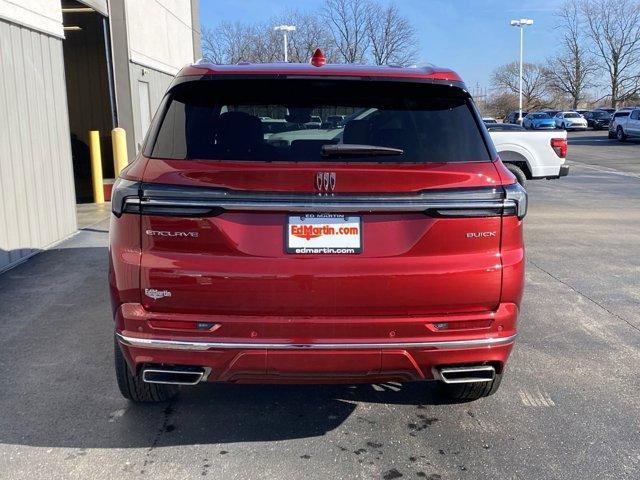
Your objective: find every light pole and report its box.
[510,18,533,124]
[274,25,296,62]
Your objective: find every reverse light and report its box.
[551,137,567,158]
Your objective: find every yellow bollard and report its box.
[89,130,104,204]
[112,127,129,176]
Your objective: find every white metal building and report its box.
[0,0,201,271]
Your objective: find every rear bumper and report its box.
[116,332,517,351]
[114,302,518,383]
[541,164,570,179]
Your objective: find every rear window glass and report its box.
[147,79,491,163]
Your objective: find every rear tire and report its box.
[505,163,527,187]
[440,372,503,401]
[114,338,177,402]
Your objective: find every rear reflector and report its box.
[149,320,221,331]
[428,319,493,331]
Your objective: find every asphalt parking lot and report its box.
[0,130,638,480]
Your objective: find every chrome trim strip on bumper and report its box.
[116,332,517,351]
[129,197,515,213]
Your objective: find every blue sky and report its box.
[200,0,562,91]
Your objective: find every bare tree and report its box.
[201,22,256,64]
[202,0,420,67]
[201,25,224,63]
[273,10,336,63]
[545,0,596,109]
[366,3,417,65]
[250,22,282,63]
[201,21,283,64]
[485,92,519,119]
[323,0,371,63]
[581,0,640,107]
[491,62,549,110]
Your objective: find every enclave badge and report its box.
[145,230,198,238]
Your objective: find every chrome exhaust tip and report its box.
[438,365,495,384]
[142,366,206,385]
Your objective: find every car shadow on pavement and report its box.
[1,377,454,449]
[119,381,450,447]
[0,244,460,450]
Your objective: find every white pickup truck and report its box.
[264,112,569,187]
[487,127,569,186]
[609,107,640,141]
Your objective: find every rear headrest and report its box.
[216,111,263,152]
[343,119,370,145]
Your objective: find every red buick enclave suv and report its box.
[110,53,526,402]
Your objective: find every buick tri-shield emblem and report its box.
[316,172,336,192]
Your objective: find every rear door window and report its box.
[147,79,491,163]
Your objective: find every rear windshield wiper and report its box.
[321,144,404,157]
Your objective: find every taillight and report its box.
[551,138,567,158]
[504,183,528,219]
[111,179,141,216]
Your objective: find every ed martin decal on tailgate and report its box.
[144,289,172,300]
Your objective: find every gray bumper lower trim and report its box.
[115,332,517,351]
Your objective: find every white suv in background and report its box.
[608,107,639,141]
[554,111,588,131]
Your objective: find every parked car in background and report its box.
[541,109,560,118]
[610,107,640,141]
[488,129,568,186]
[482,117,498,124]
[261,118,290,136]
[110,57,526,403]
[576,110,589,116]
[596,107,615,115]
[305,115,322,129]
[322,114,345,128]
[504,110,528,124]
[608,108,634,139]
[522,112,556,130]
[554,111,588,130]
[485,123,526,131]
[584,110,611,130]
